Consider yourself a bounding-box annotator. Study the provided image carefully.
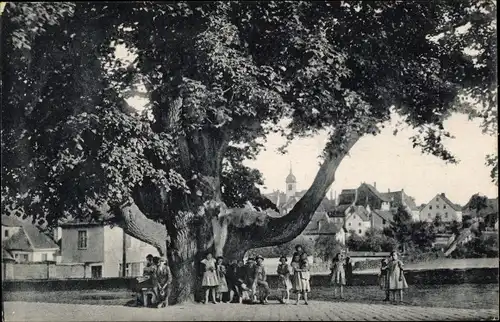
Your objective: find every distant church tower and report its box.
[285,162,297,201]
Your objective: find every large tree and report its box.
[1,1,496,302]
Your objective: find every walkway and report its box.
[4,301,498,321]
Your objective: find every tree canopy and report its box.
[1,0,497,264]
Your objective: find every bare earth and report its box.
[4,300,498,321]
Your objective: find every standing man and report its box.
[156,256,173,308]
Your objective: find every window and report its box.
[4,230,9,237]
[91,266,102,278]
[78,230,87,249]
[383,219,386,225]
[445,213,448,218]
[429,206,432,210]
[358,222,361,226]
[22,254,28,262]
[14,254,18,258]
[358,229,362,234]
[444,205,447,209]
[41,254,48,261]
[348,222,351,226]
[288,184,293,191]
[436,205,440,209]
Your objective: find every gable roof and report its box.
[346,205,370,221]
[338,189,356,205]
[303,212,342,235]
[381,190,418,210]
[3,224,59,251]
[361,183,390,202]
[1,215,23,227]
[438,193,462,211]
[372,209,394,222]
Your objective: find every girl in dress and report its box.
[201,252,219,304]
[293,253,310,305]
[378,258,390,301]
[276,256,292,304]
[216,256,229,303]
[387,251,408,303]
[330,253,346,299]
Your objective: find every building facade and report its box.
[420,193,463,222]
[60,222,159,278]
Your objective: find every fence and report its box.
[3,262,86,280]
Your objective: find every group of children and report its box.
[200,245,312,305]
[136,247,408,307]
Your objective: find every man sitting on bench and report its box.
[135,254,157,306]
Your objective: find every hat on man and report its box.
[256,255,264,261]
[247,256,255,261]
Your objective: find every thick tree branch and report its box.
[117,198,170,256]
[246,127,362,248]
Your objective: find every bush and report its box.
[451,234,499,259]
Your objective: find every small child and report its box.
[330,253,346,299]
[295,253,310,305]
[387,251,408,303]
[216,256,229,303]
[276,256,292,304]
[379,258,389,301]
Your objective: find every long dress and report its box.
[201,258,219,287]
[217,264,229,293]
[330,260,346,286]
[291,262,302,292]
[387,259,408,290]
[298,261,311,293]
[277,263,292,291]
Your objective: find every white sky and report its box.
[244,113,497,206]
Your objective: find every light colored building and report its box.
[420,193,463,223]
[2,218,59,263]
[60,221,160,278]
[345,206,371,236]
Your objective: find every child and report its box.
[276,256,292,304]
[216,256,229,303]
[387,251,408,303]
[254,255,270,304]
[293,253,310,305]
[330,253,346,299]
[156,257,172,308]
[201,252,219,304]
[379,258,389,301]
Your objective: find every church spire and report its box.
[289,160,293,174]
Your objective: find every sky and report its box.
[243,113,497,206]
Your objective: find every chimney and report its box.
[441,193,445,197]
[388,188,391,193]
[373,182,377,189]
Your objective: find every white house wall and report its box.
[419,194,462,222]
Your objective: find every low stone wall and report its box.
[3,267,497,293]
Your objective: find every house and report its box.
[371,209,393,230]
[2,219,59,263]
[345,206,372,236]
[2,215,23,241]
[462,194,498,229]
[420,193,463,222]
[353,183,391,211]
[60,221,160,278]
[302,212,345,245]
[381,189,420,221]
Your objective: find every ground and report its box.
[4,300,498,321]
[4,284,498,310]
